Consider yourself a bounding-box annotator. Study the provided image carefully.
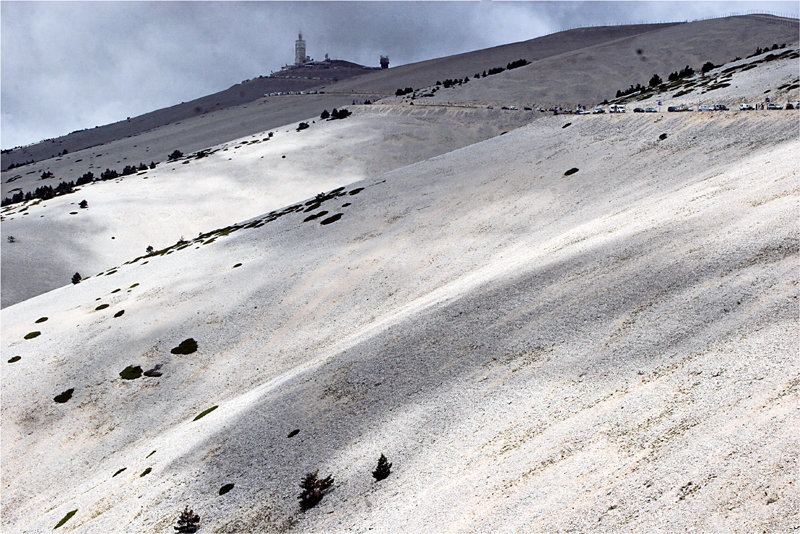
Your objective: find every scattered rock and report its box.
[659,133,668,141]
[144,364,163,377]
[766,493,779,504]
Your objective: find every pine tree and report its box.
[79,199,88,209]
[174,506,200,533]
[298,470,334,511]
[372,454,392,481]
[71,272,81,284]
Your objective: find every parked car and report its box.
[644,107,658,113]
[592,108,605,114]
[486,105,494,109]
[713,104,729,111]
[667,106,680,112]
[739,103,755,110]
[767,103,783,110]
[698,105,713,111]
[523,106,532,111]
[633,107,645,113]
[508,106,518,110]
[609,104,626,113]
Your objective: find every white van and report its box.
[609,104,626,113]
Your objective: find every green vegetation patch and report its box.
[171,338,198,355]
[24,331,41,340]
[112,467,127,477]
[8,356,21,363]
[140,467,152,477]
[95,304,109,311]
[35,317,48,323]
[119,365,143,380]
[54,509,77,529]
[219,483,235,495]
[193,405,218,421]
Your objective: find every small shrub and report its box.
[193,405,218,421]
[146,245,154,254]
[95,304,109,311]
[112,467,127,477]
[298,471,334,511]
[8,356,21,363]
[171,338,198,355]
[348,187,364,195]
[232,263,242,268]
[24,331,41,339]
[287,429,300,438]
[140,467,151,477]
[372,454,392,481]
[320,213,343,225]
[219,483,234,495]
[54,509,78,529]
[297,122,310,131]
[114,310,125,318]
[659,133,668,141]
[320,109,330,119]
[79,199,88,209]
[119,365,143,380]
[35,317,48,323]
[174,506,200,533]
[54,388,74,403]
[563,168,579,176]
[562,122,571,129]
[168,150,183,161]
[72,272,82,284]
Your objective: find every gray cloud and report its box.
[2,1,797,148]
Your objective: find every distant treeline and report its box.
[397,58,531,97]
[612,43,789,100]
[2,162,156,206]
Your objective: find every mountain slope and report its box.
[2,109,797,532]
[1,105,534,307]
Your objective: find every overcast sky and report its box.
[2,1,798,149]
